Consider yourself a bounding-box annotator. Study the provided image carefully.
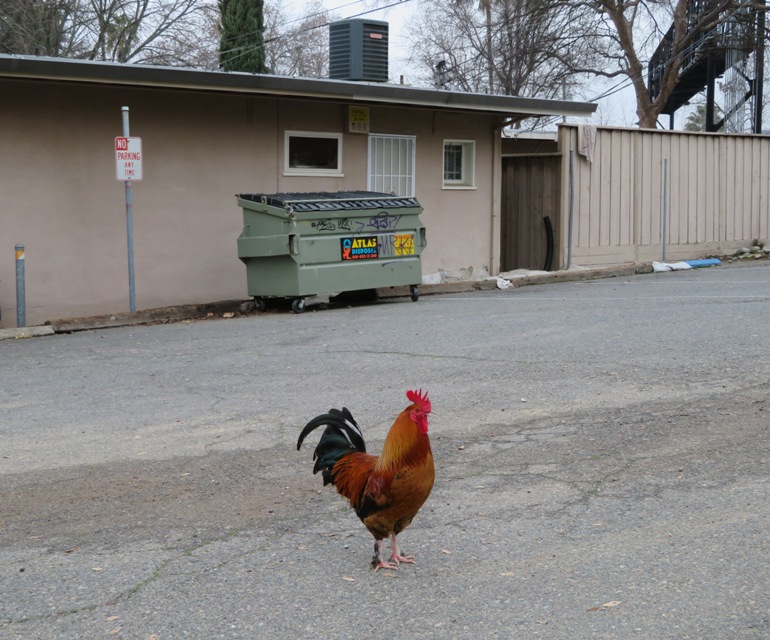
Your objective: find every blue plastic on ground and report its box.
[683,258,721,268]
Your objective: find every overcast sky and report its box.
[279,0,650,128]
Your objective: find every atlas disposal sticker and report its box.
[341,236,379,260]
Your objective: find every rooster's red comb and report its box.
[406,388,431,413]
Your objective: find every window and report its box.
[284,131,343,176]
[443,140,475,189]
[368,134,416,197]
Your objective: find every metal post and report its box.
[755,4,765,134]
[567,149,575,269]
[662,158,669,262]
[122,106,136,313]
[15,243,25,327]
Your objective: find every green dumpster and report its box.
[236,191,426,312]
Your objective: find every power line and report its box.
[219,0,414,60]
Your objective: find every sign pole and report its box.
[121,106,136,313]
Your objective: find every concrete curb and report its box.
[48,299,248,334]
[379,263,652,299]
[4,263,655,337]
[0,326,56,341]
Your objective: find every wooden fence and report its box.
[557,125,770,266]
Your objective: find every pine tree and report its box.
[219,0,266,73]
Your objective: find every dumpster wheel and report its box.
[254,297,267,312]
[291,298,306,314]
[410,285,419,302]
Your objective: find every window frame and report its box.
[367,133,417,197]
[442,139,476,189]
[284,130,344,177]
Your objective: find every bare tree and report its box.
[406,0,768,128]
[146,1,220,68]
[263,0,335,77]
[555,0,767,128]
[0,0,89,56]
[410,0,597,101]
[0,0,215,66]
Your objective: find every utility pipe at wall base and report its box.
[562,149,575,269]
[543,216,554,272]
[662,158,669,262]
[492,118,515,274]
[15,243,25,328]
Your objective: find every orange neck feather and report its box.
[375,408,432,471]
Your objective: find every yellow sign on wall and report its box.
[348,106,370,134]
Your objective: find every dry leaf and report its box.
[587,600,622,612]
[106,616,119,621]
[499,571,516,577]
[342,576,356,582]
[223,312,235,318]
[440,549,452,555]
[92,567,104,572]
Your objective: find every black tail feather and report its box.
[297,407,366,484]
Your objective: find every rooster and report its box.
[297,389,434,570]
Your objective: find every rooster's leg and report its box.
[388,533,415,565]
[372,540,399,571]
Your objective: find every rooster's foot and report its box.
[373,539,400,571]
[388,553,415,565]
[388,534,415,565]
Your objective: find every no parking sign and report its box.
[115,136,143,181]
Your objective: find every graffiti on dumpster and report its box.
[310,218,352,232]
[310,213,400,235]
[311,219,336,232]
[353,211,402,234]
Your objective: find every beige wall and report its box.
[558,124,770,267]
[1,79,501,327]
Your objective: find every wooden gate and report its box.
[501,155,561,272]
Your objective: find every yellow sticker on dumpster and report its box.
[394,234,415,255]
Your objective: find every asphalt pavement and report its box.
[1,262,769,639]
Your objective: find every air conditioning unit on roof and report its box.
[329,19,389,83]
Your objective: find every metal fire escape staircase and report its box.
[647,0,764,131]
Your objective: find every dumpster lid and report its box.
[237,191,420,212]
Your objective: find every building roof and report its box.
[0,54,596,121]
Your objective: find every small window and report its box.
[443,140,475,189]
[285,131,343,176]
[368,134,416,197]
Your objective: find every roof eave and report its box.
[0,54,597,119]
